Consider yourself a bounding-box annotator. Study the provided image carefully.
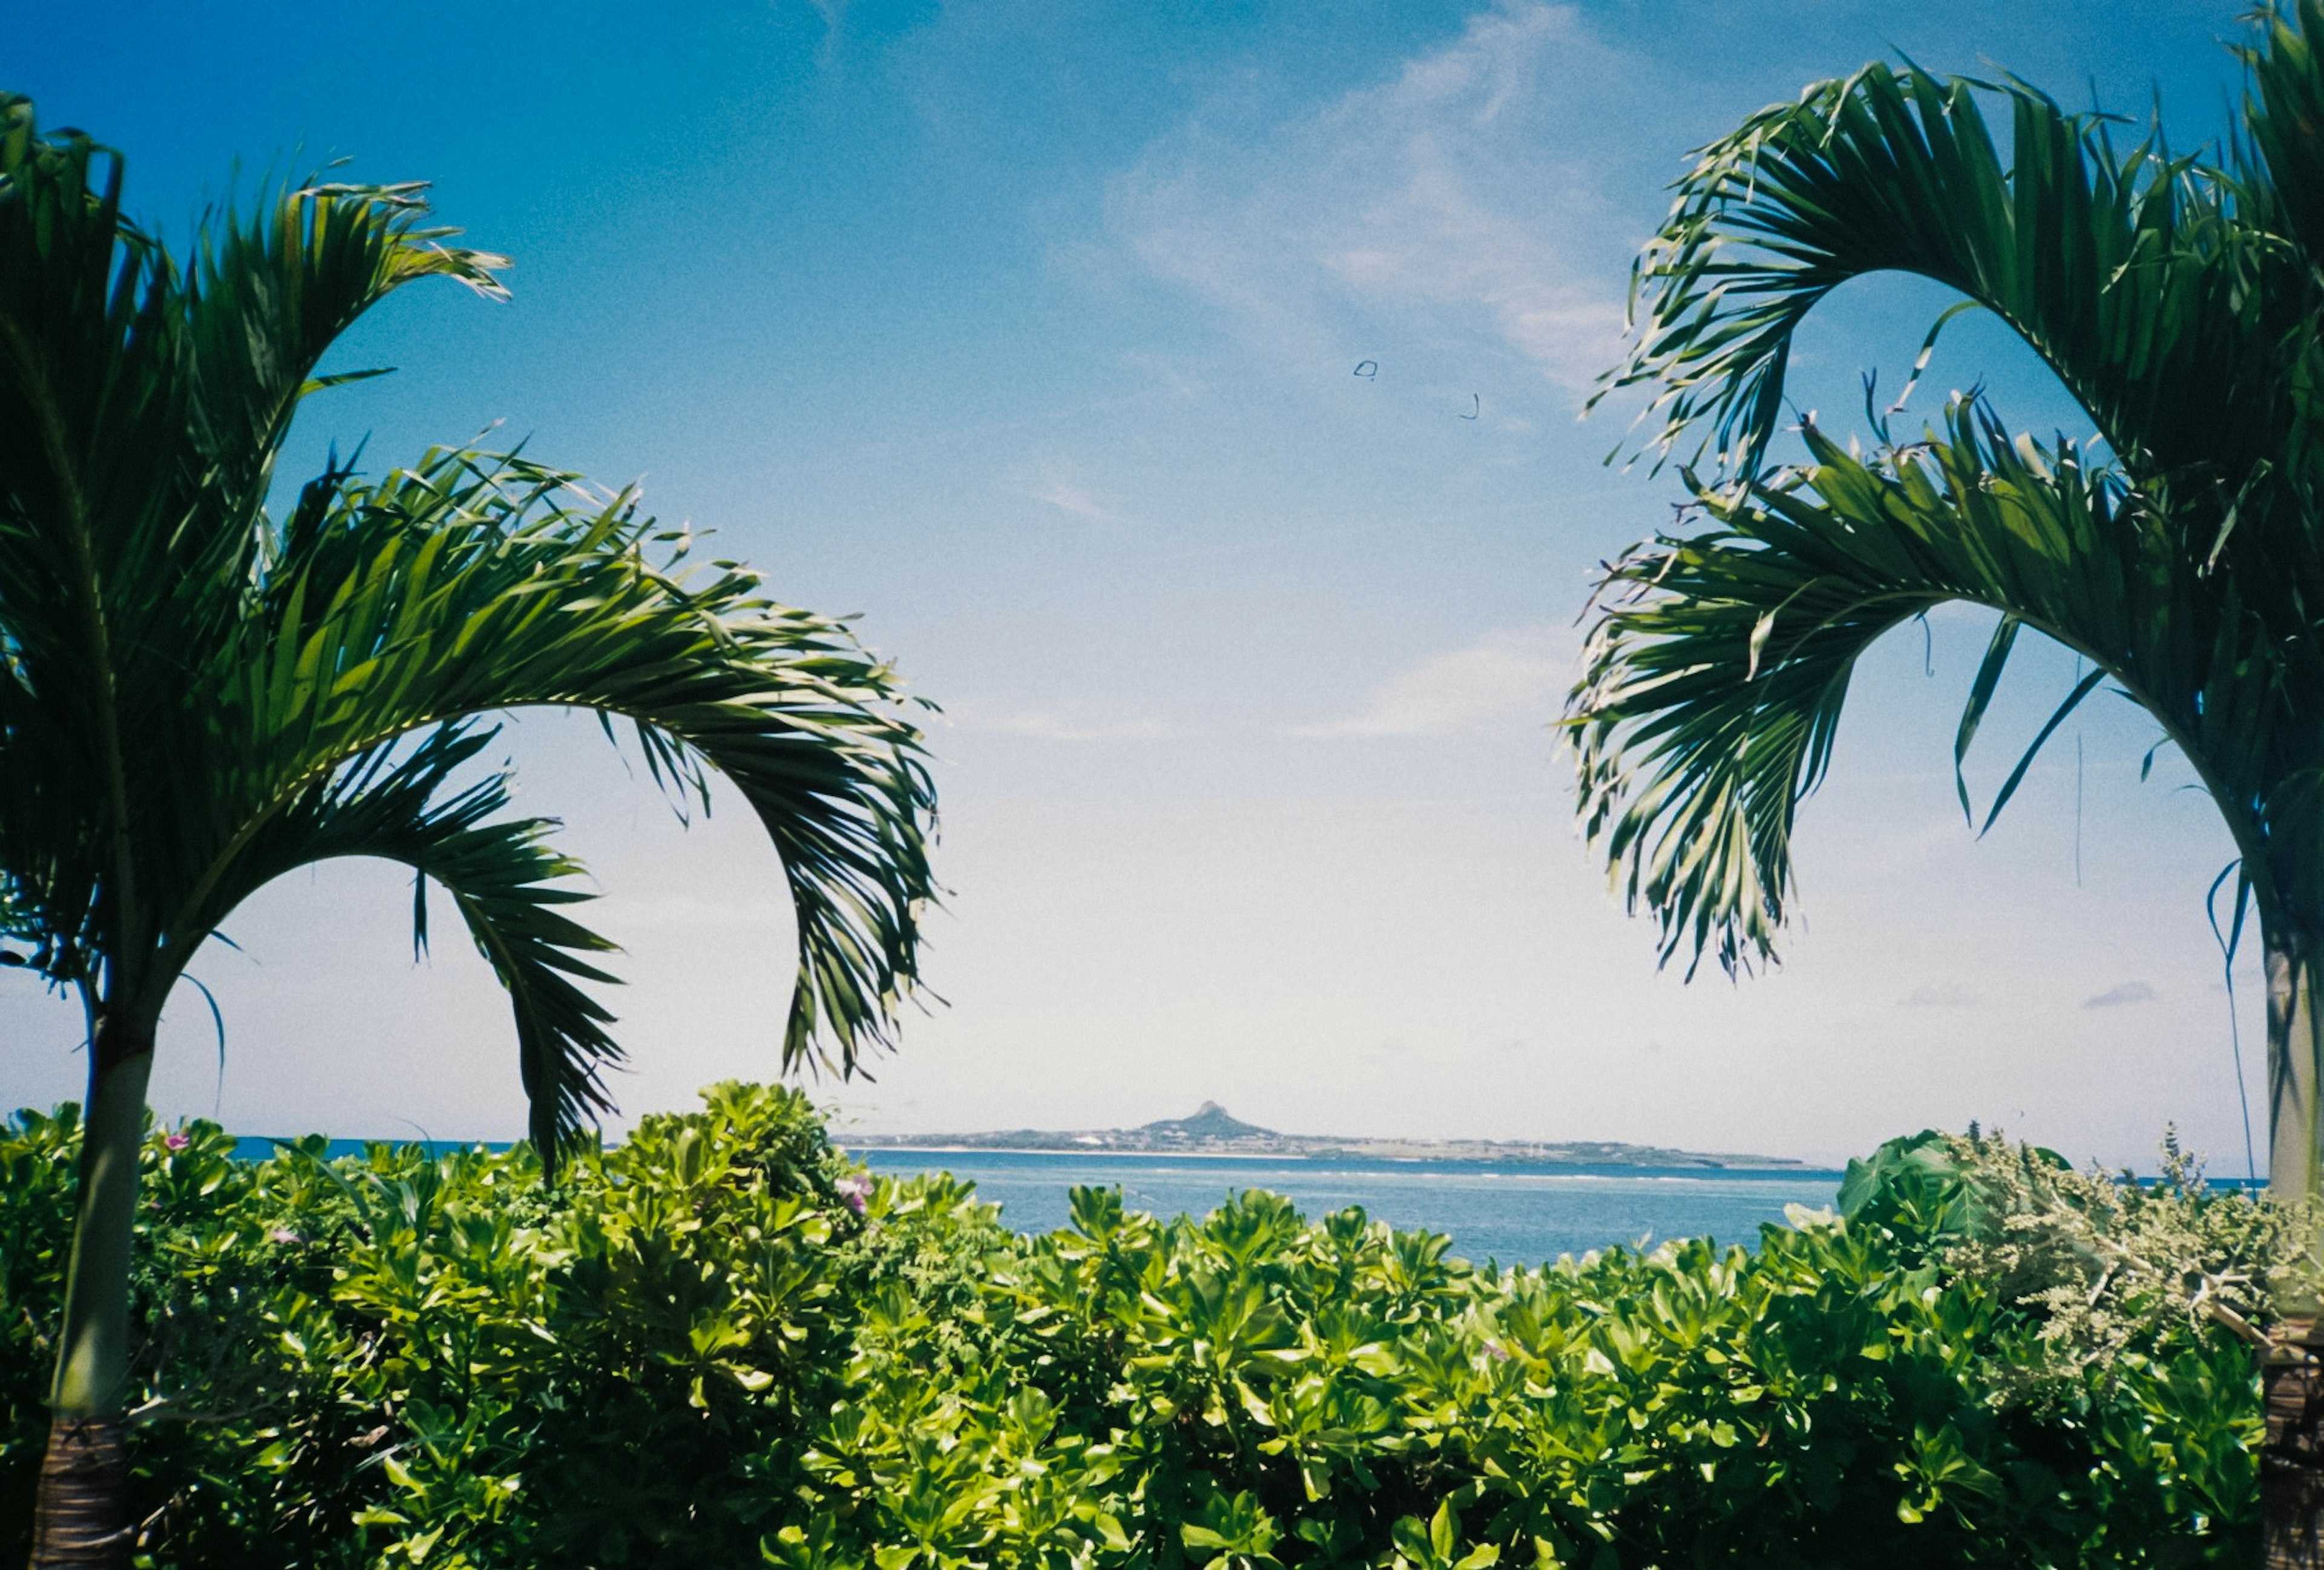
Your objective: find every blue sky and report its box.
[3,0,2273,1168]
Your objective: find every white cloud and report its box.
[1296,626,1574,738]
[2084,981,2157,1010]
[1106,3,1641,387]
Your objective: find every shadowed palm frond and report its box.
[2245,0,2324,274]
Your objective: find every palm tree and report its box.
[0,97,939,1566]
[1563,1,2324,1554]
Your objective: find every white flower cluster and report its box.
[1935,1127,2316,1405]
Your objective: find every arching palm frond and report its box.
[1596,56,2311,496]
[146,176,506,688]
[150,444,937,1097]
[179,179,505,560]
[0,97,503,657]
[1571,402,2287,976]
[211,723,622,1164]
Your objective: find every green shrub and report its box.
[2,1083,865,1569]
[0,1093,2278,1568]
[1844,1128,2304,1407]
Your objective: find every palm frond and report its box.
[1597,54,2309,493]
[2244,0,2324,273]
[0,94,174,915]
[178,176,505,582]
[166,446,936,1080]
[0,90,504,636]
[1568,401,2283,974]
[197,723,621,1166]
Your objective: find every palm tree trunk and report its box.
[28,1016,153,1570]
[2267,938,2324,1568]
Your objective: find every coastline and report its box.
[845,1144,1836,1176]
[836,1102,1816,1173]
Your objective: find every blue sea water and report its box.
[851,1149,1846,1267]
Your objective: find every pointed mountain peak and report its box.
[1138,1101,1273,1141]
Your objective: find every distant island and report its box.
[844,1102,1807,1170]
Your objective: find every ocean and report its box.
[851,1148,1846,1267]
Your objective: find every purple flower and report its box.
[836,1172,873,1216]
[163,1131,189,1151]
[271,1228,301,1245]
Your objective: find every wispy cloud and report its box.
[1899,983,1980,1008]
[2084,981,2157,1010]
[803,0,848,68]
[1025,473,1123,524]
[1106,3,1644,388]
[1296,626,1574,738]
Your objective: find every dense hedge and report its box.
[0,1086,2277,1568]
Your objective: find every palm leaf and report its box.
[1596,56,2312,498]
[203,723,620,1164]
[1568,400,2287,974]
[176,176,506,582]
[157,445,936,1087]
[2244,0,2324,272]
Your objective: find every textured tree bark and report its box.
[28,1017,153,1570]
[2268,945,2324,1568]
[28,1417,129,1569]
